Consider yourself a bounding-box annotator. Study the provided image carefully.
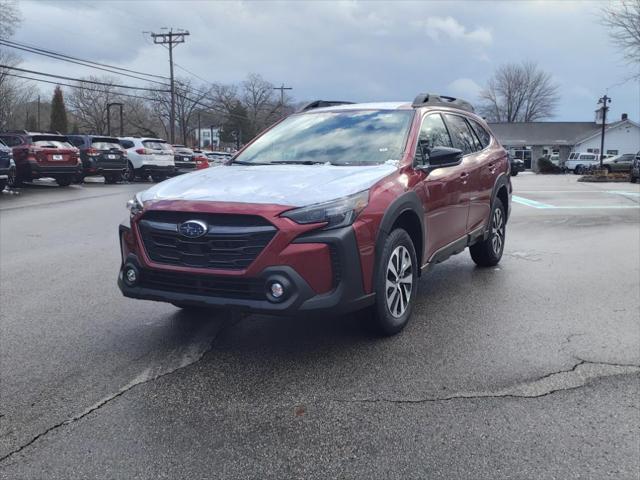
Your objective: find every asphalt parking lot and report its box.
[1,173,639,479]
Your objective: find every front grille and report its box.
[140,269,264,300]
[138,211,277,270]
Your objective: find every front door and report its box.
[414,113,470,259]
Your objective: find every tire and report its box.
[151,174,166,183]
[369,228,418,336]
[511,170,518,176]
[631,175,638,184]
[56,177,72,187]
[6,166,17,188]
[574,165,583,175]
[470,198,506,267]
[0,179,6,191]
[124,162,136,183]
[104,174,120,184]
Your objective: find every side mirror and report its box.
[417,146,464,172]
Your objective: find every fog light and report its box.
[270,282,284,298]
[124,265,138,286]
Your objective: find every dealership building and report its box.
[488,113,640,170]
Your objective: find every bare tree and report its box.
[0,50,35,130]
[601,0,640,70]
[0,0,21,38]
[66,76,121,134]
[479,62,560,122]
[240,73,280,137]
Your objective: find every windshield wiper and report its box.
[269,160,326,165]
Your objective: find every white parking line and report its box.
[512,195,639,209]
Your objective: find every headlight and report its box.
[126,193,144,217]
[281,190,369,230]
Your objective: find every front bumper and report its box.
[118,224,374,315]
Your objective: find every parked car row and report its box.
[0,130,233,189]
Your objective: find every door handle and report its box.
[460,171,469,184]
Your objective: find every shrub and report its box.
[537,157,562,174]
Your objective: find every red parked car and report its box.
[118,94,511,335]
[0,131,81,186]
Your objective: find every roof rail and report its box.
[298,100,355,112]
[412,93,474,113]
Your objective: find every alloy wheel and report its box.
[385,245,413,318]
[491,207,505,255]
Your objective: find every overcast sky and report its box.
[11,0,640,122]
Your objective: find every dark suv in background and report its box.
[0,138,16,191]
[67,135,128,184]
[171,145,197,176]
[0,131,81,186]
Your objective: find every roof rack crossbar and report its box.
[298,100,355,112]
[411,93,475,113]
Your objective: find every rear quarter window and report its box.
[467,119,492,149]
[120,140,135,149]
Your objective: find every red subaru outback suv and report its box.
[119,94,511,335]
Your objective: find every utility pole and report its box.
[197,111,201,149]
[597,94,611,168]
[150,28,190,144]
[273,83,292,117]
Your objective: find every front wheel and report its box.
[369,228,418,336]
[469,198,506,267]
[574,165,583,175]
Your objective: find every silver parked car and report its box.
[602,153,636,174]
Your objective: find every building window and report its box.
[606,149,618,155]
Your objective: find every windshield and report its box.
[234,110,414,166]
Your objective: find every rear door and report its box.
[31,136,77,166]
[142,140,174,166]
[91,137,126,168]
[416,112,469,255]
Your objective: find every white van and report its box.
[565,153,601,174]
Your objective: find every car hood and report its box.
[139,163,398,207]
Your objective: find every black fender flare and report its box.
[488,172,511,231]
[373,191,425,282]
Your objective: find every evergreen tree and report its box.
[49,86,68,133]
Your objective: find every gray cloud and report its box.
[10,0,639,121]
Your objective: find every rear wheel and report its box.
[574,165,583,175]
[124,162,136,183]
[56,176,72,187]
[470,198,506,267]
[369,228,418,336]
[0,179,6,191]
[511,170,518,176]
[104,174,120,184]
[151,174,166,182]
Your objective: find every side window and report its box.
[417,113,453,151]
[1,136,22,147]
[467,119,491,149]
[68,136,83,147]
[120,140,134,149]
[443,114,477,155]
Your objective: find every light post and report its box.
[597,95,611,168]
[107,102,124,136]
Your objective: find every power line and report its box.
[2,72,160,102]
[0,64,169,92]
[0,39,170,87]
[0,37,169,81]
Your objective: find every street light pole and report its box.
[597,94,611,168]
[107,102,124,137]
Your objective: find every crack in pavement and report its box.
[331,360,640,405]
[0,316,241,466]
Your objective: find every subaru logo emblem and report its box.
[178,220,208,238]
